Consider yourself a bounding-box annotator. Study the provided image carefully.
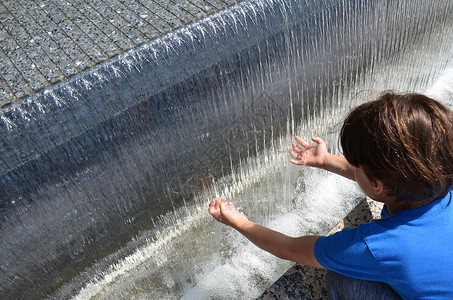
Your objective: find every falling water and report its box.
[1,0,453,299]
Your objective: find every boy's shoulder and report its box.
[358,188,453,238]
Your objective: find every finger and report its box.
[292,142,303,153]
[220,201,227,213]
[214,199,223,211]
[311,136,324,145]
[209,201,215,210]
[295,136,312,148]
[209,200,219,209]
[289,149,301,159]
[289,158,304,165]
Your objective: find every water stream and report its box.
[1,0,453,299]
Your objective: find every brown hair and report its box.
[340,91,453,201]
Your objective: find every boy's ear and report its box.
[373,179,386,195]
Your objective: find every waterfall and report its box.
[1,0,452,299]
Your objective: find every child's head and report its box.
[340,91,453,201]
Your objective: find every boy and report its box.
[209,92,453,299]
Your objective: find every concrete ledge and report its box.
[0,0,240,105]
[259,199,384,299]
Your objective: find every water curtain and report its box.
[1,0,452,298]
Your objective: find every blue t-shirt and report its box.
[315,187,453,300]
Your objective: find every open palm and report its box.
[289,136,328,168]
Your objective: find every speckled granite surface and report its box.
[0,0,239,105]
[258,198,384,299]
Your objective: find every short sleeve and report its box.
[315,227,387,282]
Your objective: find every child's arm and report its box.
[289,136,356,181]
[208,199,324,268]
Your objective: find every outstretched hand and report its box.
[289,136,328,168]
[208,199,249,228]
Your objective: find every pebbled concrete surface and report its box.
[0,0,240,106]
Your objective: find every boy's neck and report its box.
[385,198,435,214]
